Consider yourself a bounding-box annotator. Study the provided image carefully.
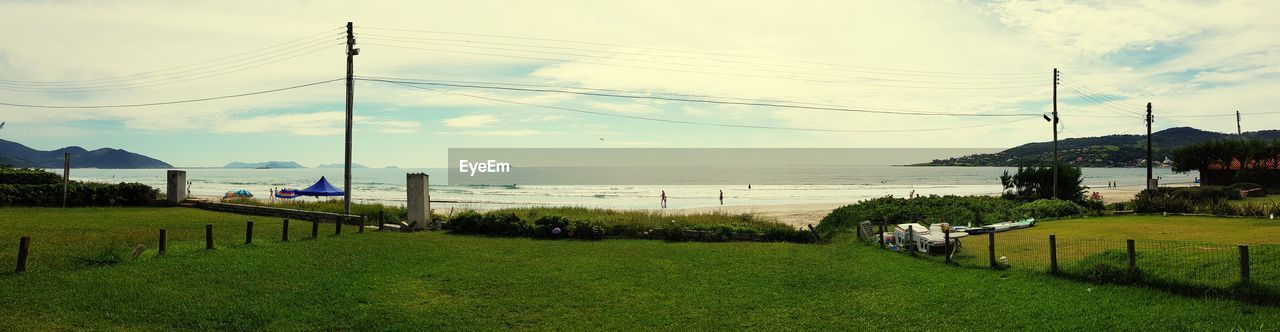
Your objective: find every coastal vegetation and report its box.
[0,167,158,207]
[447,207,812,242]
[922,127,1280,167]
[1,207,1276,330]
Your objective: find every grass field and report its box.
[944,215,1280,292]
[2,208,1279,330]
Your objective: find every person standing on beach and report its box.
[660,190,668,208]
[719,190,724,205]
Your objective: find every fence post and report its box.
[282,219,290,242]
[1239,244,1250,287]
[943,228,952,264]
[907,225,916,256]
[807,224,822,243]
[205,224,214,250]
[988,231,996,268]
[335,217,342,235]
[1126,239,1136,272]
[16,236,31,273]
[359,217,366,234]
[878,222,886,249]
[159,229,167,256]
[311,220,319,239]
[245,221,254,244]
[378,210,385,231]
[1049,234,1058,275]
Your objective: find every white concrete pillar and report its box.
[166,170,187,205]
[406,173,431,230]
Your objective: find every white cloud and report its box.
[441,114,499,128]
[211,111,420,136]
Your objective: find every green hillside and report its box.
[923,127,1280,167]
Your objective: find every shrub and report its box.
[1229,182,1265,196]
[816,195,1019,239]
[533,215,571,238]
[444,210,484,233]
[1012,199,1091,219]
[1071,249,1140,284]
[568,218,606,240]
[0,181,158,207]
[482,212,530,236]
[0,167,63,185]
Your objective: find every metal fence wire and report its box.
[874,231,1279,299]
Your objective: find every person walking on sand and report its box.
[719,190,724,205]
[660,190,668,208]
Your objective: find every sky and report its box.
[0,0,1277,167]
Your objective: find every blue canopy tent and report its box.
[295,176,345,197]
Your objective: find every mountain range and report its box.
[316,163,369,169]
[0,139,173,169]
[922,127,1280,167]
[223,161,307,169]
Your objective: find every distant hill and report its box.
[224,161,306,169]
[316,163,368,169]
[922,127,1280,167]
[0,139,172,169]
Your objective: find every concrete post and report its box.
[166,170,187,205]
[407,173,431,230]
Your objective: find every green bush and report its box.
[441,207,811,243]
[1229,182,1265,196]
[0,182,158,207]
[1012,199,1092,219]
[1132,186,1247,214]
[533,215,571,238]
[816,195,1019,239]
[568,218,606,240]
[1070,249,1140,284]
[0,167,63,185]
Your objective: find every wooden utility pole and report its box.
[343,22,358,214]
[62,153,70,208]
[1237,110,1242,136]
[1152,101,1162,189]
[1052,68,1059,199]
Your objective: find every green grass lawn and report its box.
[947,215,1280,292]
[2,208,1279,330]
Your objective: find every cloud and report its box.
[441,114,499,128]
[439,130,550,137]
[211,111,420,136]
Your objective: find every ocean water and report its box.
[58,166,1198,210]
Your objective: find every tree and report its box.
[1000,164,1087,202]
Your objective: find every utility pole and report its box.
[1237,110,1242,136]
[1152,101,1162,189]
[1052,68,1059,199]
[343,22,358,214]
[62,153,70,208]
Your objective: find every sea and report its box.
[57,166,1199,210]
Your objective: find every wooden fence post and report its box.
[878,222,886,249]
[944,228,952,264]
[378,210,385,231]
[159,229,167,256]
[988,231,996,268]
[907,225,916,256]
[205,224,214,250]
[1126,239,1136,272]
[245,221,254,245]
[359,217,366,234]
[16,236,31,273]
[335,217,342,235]
[282,219,290,242]
[1049,234,1058,274]
[1239,244,1250,287]
[311,220,319,239]
[806,224,821,243]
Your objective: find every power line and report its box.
[357,77,1040,117]
[0,41,343,93]
[357,75,1025,115]
[375,80,1038,133]
[359,26,1042,78]
[0,27,344,86]
[0,78,342,109]
[365,42,1046,90]
[357,32,1043,84]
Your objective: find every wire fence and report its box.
[870,229,1279,303]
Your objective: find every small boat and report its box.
[966,218,1036,234]
[891,223,968,254]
